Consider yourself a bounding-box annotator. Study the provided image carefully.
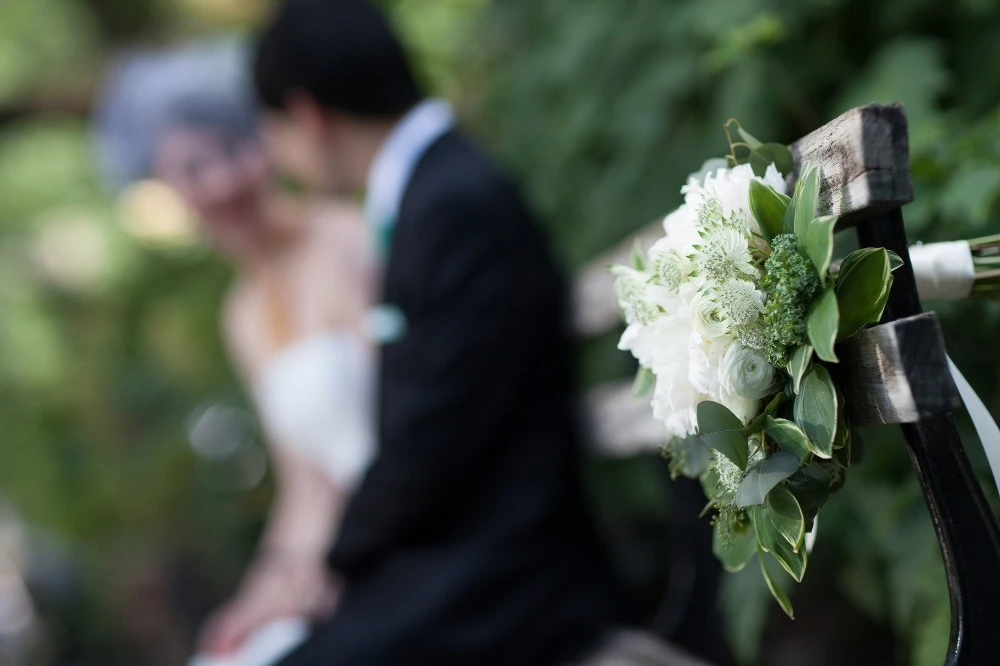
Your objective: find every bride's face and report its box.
[154,127,271,256]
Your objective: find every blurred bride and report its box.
[93,38,376,665]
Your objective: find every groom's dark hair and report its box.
[254,0,423,118]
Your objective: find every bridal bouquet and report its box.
[612,124,901,616]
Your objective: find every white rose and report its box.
[719,343,776,401]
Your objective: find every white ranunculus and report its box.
[719,343,776,401]
[690,291,729,340]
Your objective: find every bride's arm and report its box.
[197,296,348,654]
[251,444,346,570]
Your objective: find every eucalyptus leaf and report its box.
[701,430,749,470]
[787,345,813,394]
[792,163,821,240]
[669,435,714,478]
[807,288,839,362]
[835,247,892,340]
[632,366,654,398]
[735,452,799,508]
[785,463,832,513]
[765,417,812,463]
[758,546,795,619]
[794,366,838,458]
[766,485,806,551]
[748,180,790,244]
[713,516,757,573]
[802,215,837,283]
[697,400,744,434]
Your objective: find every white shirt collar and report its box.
[365,99,455,233]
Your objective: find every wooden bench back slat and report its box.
[834,313,961,426]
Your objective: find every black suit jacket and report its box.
[280,131,627,666]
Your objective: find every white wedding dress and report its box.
[255,331,376,489]
[190,331,376,666]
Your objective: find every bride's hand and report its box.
[196,551,339,655]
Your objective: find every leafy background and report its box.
[0,0,998,664]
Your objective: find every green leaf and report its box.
[794,366,838,458]
[755,143,794,176]
[697,400,744,434]
[749,143,793,178]
[766,485,806,551]
[787,345,813,394]
[835,247,881,287]
[835,247,892,340]
[758,547,795,618]
[632,366,654,398]
[668,435,713,477]
[735,452,799,508]
[745,392,786,433]
[802,215,837,283]
[791,163,821,240]
[713,515,757,573]
[765,417,812,463]
[887,250,904,272]
[731,120,763,149]
[752,507,807,583]
[630,238,646,271]
[807,288,840,362]
[700,430,749,471]
[785,463,832,514]
[749,180,790,244]
[770,532,808,582]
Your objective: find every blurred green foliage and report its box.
[1,0,1000,664]
[467,1,1000,664]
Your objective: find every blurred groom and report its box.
[252,1,631,664]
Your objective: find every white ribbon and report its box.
[906,243,1000,488]
[947,357,1000,495]
[909,241,976,300]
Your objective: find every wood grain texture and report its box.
[581,380,666,456]
[789,103,913,225]
[833,313,961,426]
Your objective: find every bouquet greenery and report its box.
[612,123,902,616]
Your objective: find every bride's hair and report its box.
[93,37,259,190]
[253,0,423,118]
[158,93,259,151]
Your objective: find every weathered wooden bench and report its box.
[575,103,1000,664]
